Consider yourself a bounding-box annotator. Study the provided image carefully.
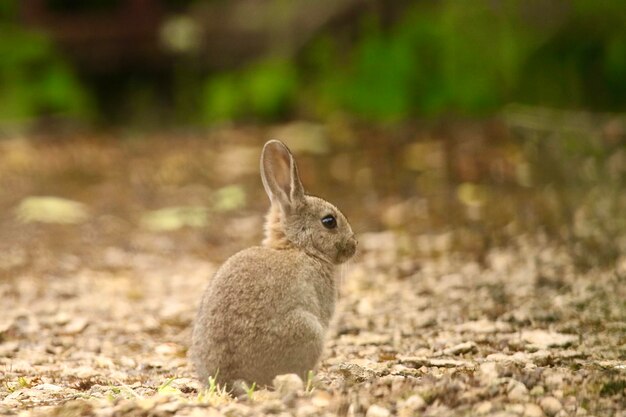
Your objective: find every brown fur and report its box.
[190,140,357,389]
[263,204,294,250]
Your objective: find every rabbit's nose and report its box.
[346,236,358,254]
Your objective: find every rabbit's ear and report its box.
[260,140,305,210]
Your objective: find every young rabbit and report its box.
[190,139,357,390]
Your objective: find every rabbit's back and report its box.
[190,246,336,388]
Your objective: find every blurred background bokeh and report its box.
[1,0,626,271]
[5,0,626,125]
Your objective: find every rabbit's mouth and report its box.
[307,234,356,265]
[335,236,357,264]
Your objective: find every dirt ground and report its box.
[0,129,624,416]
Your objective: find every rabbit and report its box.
[190,139,357,390]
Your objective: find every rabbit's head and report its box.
[260,140,357,264]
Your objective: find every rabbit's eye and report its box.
[321,215,337,229]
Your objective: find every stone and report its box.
[529,350,552,366]
[337,363,377,384]
[455,320,512,334]
[507,404,526,414]
[170,378,201,393]
[521,330,577,349]
[475,401,493,414]
[379,375,407,394]
[442,341,477,356]
[429,358,472,368]
[508,380,530,402]
[479,362,499,384]
[486,351,535,365]
[398,356,472,368]
[67,366,98,379]
[61,317,89,335]
[155,343,181,356]
[539,397,562,417]
[136,398,159,410]
[398,394,426,416]
[33,383,63,392]
[310,391,332,408]
[366,404,391,417]
[297,404,321,417]
[273,374,304,396]
[524,403,546,417]
[544,373,564,388]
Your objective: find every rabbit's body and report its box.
[191,246,335,387]
[190,140,356,389]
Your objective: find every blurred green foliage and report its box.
[0,3,90,122]
[305,3,532,120]
[202,58,297,123]
[2,0,626,124]
[304,0,626,121]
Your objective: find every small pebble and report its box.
[366,404,391,417]
[310,391,332,408]
[507,404,526,414]
[508,380,530,402]
[540,396,562,417]
[479,362,499,384]
[443,341,477,355]
[544,373,564,388]
[524,403,546,417]
[403,394,426,410]
[475,401,493,414]
[33,384,63,392]
[273,374,304,396]
[398,394,426,417]
[297,404,320,417]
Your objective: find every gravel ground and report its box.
[0,132,625,416]
[1,232,624,416]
